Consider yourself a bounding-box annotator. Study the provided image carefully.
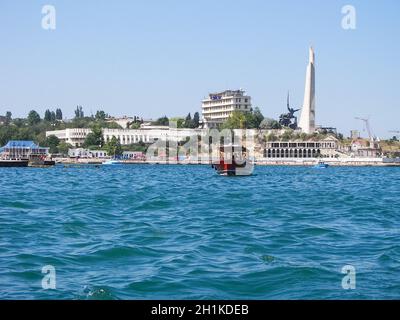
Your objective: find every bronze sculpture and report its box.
[279,92,300,129]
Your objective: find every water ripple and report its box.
[0,165,399,299]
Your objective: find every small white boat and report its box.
[102,159,123,165]
[313,161,329,169]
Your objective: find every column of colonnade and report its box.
[265,148,322,158]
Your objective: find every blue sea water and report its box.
[0,164,399,300]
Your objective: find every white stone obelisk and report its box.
[298,47,316,134]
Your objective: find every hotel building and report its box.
[201,90,252,128]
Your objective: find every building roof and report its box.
[2,140,39,148]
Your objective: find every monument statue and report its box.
[279,92,300,129]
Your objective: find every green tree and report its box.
[105,136,123,157]
[154,116,169,126]
[74,106,84,118]
[11,118,26,128]
[58,141,72,155]
[184,113,192,128]
[222,109,265,129]
[83,133,99,148]
[55,108,63,120]
[95,110,107,121]
[192,112,200,128]
[299,132,309,140]
[103,122,122,129]
[265,133,278,142]
[15,126,35,140]
[260,118,281,130]
[280,130,294,141]
[45,135,60,153]
[222,110,247,129]
[170,117,185,128]
[5,111,12,124]
[27,110,41,125]
[251,107,264,128]
[84,125,104,147]
[0,124,18,146]
[44,109,52,122]
[129,122,141,129]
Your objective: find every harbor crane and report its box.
[355,117,377,146]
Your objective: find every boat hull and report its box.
[29,159,56,167]
[0,160,29,167]
[313,164,329,169]
[213,162,254,176]
[102,160,123,165]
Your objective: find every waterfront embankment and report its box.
[256,157,400,167]
[53,157,400,167]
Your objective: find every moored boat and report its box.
[0,159,29,167]
[29,156,56,167]
[102,159,123,165]
[212,144,254,176]
[313,161,329,169]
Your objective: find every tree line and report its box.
[154,112,200,128]
[2,105,338,157]
[0,107,122,154]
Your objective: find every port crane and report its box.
[355,117,378,147]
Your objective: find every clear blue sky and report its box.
[0,0,399,137]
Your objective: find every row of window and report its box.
[104,135,151,143]
[71,132,88,137]
[203,98,249,105]
[205,113,231,118]
[203,105,250,112]
[264,149,322,158]
[267,142,336,148]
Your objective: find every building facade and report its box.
[346,138,381,158]
[0,140,49,160]
[47,128,353,160]
[263,136,339,159]
[201,90,251,128]
[122,151,145,160]
[68,148,108,158]
[47,127,204,147]
[102,127,203,144]
[46,128,92,147]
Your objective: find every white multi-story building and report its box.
[46,128,92,147]
[102,127,203,144]
[46,127,203,146]
[201,90,252,128]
